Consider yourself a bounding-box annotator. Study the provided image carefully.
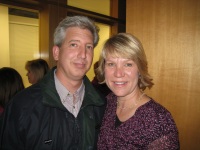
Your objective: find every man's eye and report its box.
[70,43,78,47]
[86,45,93,50]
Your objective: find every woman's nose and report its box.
[114,66,125,77]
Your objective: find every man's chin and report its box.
[73,73,86,80]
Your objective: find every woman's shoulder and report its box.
[138,99,175,121]
[106,92,117,104]
[145,99,170,113]
[7,83,43,112]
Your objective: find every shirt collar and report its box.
[54,69,85,103]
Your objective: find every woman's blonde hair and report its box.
[96,33,154,90]
[25,59,50,83]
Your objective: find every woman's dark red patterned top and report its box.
[97,93,180,150]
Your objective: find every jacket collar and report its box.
[40,67,105,111]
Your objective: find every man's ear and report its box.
[53,46,60,61]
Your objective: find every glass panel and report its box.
[86,23,110,81]
[68,0,110,15]
[0,5,39,87]
[9,15,39,87]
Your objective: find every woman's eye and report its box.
[125,63,132,67]
[106,63,115,67]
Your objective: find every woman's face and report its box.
[104,54,140,98]
[26,69,37,84]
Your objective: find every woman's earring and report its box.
[139,74,142,79]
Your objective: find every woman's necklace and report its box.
[117,93,146,110]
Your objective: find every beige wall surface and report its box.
[0,6,10,67]
[127,0,200,149]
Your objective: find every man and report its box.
[0,16,105,150]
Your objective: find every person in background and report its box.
[25,58,50,84]
[0,67,24,127]
[92,61,111,98]
[0,15,106,150]
[96,33,180,149]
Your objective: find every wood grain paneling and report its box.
[127,0,200,149]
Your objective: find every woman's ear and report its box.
[53,46,60,61]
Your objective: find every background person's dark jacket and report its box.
[0,67,106,150]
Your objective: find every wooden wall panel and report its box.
[126,0,200,149]
[39,1,68,68]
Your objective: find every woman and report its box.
[25,58,49,84]
[0,67,24,117]
[96,33,180,149]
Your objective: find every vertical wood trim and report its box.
[110,0,119,36]
[39,1,68,68]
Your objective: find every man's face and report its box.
[53,27,94,82]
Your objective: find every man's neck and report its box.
[55,70,83,94]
